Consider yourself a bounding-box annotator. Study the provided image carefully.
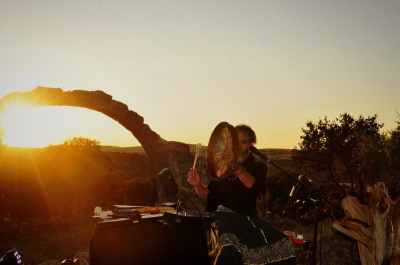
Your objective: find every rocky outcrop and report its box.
[0,87,167,170]
[0,87,203,207]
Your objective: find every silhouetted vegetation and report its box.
[0,138,157,220]
[291,113,400,205]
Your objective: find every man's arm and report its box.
[236,167,255,188]
[187,168,209,201]
[194,184,209,201]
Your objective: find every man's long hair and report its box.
[235,124,257,144]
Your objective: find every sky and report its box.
[0,0,399,149]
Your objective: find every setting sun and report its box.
[0,105,139,148]
[1,106,80,148]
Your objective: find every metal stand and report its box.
[252,150,344,265]
[308,198,324,265]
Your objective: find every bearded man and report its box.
[187,124,296,265]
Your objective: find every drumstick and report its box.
[192,143,202,172]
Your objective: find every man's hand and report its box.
[187,168,201,188]
[187,168,209,201]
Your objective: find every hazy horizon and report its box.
[1,1,399,149]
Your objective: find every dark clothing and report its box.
[209,212,297,265]
[205,153,296,265]
[207,153,267,217]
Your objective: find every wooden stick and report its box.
[192,143,202,172]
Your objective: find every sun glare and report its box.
[0,103,139,148]
[0,100,105,148]
[1,106,75,148]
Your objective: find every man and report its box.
[187,124,296,265]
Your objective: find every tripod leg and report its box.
[309,206,320,265]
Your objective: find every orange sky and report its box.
[1,1,399,148]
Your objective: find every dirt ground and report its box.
[0,215,94,265]
[0,214,360,265]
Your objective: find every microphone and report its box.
[249,146,270,162]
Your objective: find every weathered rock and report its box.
[333,182,400,265]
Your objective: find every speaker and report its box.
[157,168,178,197]
[289,175,312,202]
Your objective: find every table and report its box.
[89,216,211,265]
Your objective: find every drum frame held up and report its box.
[206,122,240,180]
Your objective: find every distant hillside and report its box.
[3,145,292,159]
[101,145,293,160]
[100,145,147,153]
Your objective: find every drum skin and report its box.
[206,122,239,180]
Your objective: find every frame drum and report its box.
[206,122,240,180]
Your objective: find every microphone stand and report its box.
[253,151,344,265]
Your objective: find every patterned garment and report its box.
[209,211,297,265]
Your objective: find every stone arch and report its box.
[0,86,189,171]
[0,86,204,208]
